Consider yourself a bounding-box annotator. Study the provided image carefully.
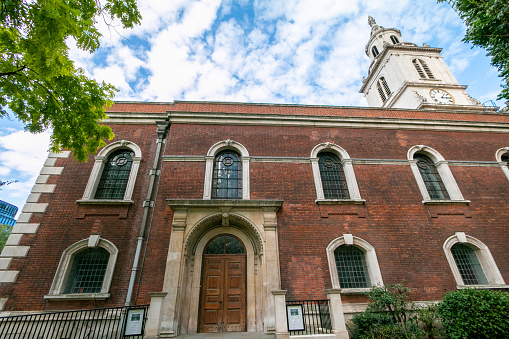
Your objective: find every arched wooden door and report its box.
[199,234,246,333]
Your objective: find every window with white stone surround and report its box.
[443,233,507,288]
[495,147,509,182]
[311,143,363,203]
[326,234,383,293]
[407,145,467,203]
[203,140,250,200]
[80,140,142,203]
[45,236,118,300]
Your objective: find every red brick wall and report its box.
[3,105,509,311]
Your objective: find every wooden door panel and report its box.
[199,258,224,333]
[200,255,245,333]
[224,257,246,332]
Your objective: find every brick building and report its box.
[0,18,508,339]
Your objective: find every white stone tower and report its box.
[359,16,488,111]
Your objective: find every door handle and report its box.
[219,300,222,303]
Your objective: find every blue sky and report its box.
[0,0,505,217]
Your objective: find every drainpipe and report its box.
[125,120,169,306]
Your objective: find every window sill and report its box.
[316,199,366,205]
[422,200,470,205]
[43,293,110,300]
[456,284,509,290]
[77,199,134,205]
[339,288,371,294]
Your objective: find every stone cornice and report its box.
[166,199,284,211]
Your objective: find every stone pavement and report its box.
[175,332,275,339]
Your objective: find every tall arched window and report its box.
[443,233,506,287]
[45,236,119,300]
[334,245,371,288]
[414,154,450,200]
[390,35,399,44]
[326,235,383,291]
[377,77,391,103]
[65,248,110,294]
[451,244,488,285]
[412,59,434,79]
[212,150,242,199]
[95,149,134,199]
[372,46,379,57]
[81,140,142,202]
[318,152,349,199]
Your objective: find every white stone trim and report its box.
[26,193,41,203]
[0,258,12,270]
[311,143,362,201]
[326,235,383,291]
[46,237,118,297]
[49,151,71,158]
[407,145,465,201]
[31,184,56,193]
[81,140,142,201]
[5,234,22,246]
[0,271,19,283]
[495,147,509,181]
[0,246,30,257]
[11,223,40,234]
[203,140,250,199]
[443,233,506,288]
[35,175,49,184]
[21,203,48,213]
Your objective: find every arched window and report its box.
[203,140,250,200]
[81,140,142,202]
[311,143,363,202]
[95,149,134,199]
[495,148,509,182]
[326,235,383,291]
[372,46,379,58]
[451,244,488,285]
[65,248,110,294]
[377,77,391,103]
[414,154,449,200]
[412,59,434,79]
[334,245,371,288]
[205,235,245,254]
[212,150,242,199]
[45,236,118,300]
[390,35,399,44]
[318,153,349,199]
[408,145,466,202]
[443,233,506,287]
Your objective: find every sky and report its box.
[0,0,505,217]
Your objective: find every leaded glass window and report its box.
[390,35,399,44]
[414,154,450,200]
[205,235,245,254]
[319,153,349,199]
[372,46,379,57]
[65,248,109,294]
[451,244,488,285]
[502,154,509,163]
[212,150,242,199]
[334,245,371,288]
[95,149,134,199]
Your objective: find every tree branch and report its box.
[0,65,27,77]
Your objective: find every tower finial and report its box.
[368,16,376,28]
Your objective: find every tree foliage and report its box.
[438,288,509,339]
[0,223,12,252]
[0,0,141,161]
[439,0,509,103]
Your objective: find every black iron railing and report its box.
[0,304,149,339]
[286,299,332,335]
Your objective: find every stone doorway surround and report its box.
[148,199,283,338]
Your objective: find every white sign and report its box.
[124,308,145,336]
[287,305,305,331]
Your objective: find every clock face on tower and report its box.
[430,89,454,104]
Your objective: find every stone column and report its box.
[263,207,281,333]
[160,210,187,337]
[325,289,349,339]
[272,290,289,339]
[145,292,168,339]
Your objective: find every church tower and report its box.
[359,17,489,111]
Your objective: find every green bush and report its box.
[438,288,509,339]
[349,283,426,339]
